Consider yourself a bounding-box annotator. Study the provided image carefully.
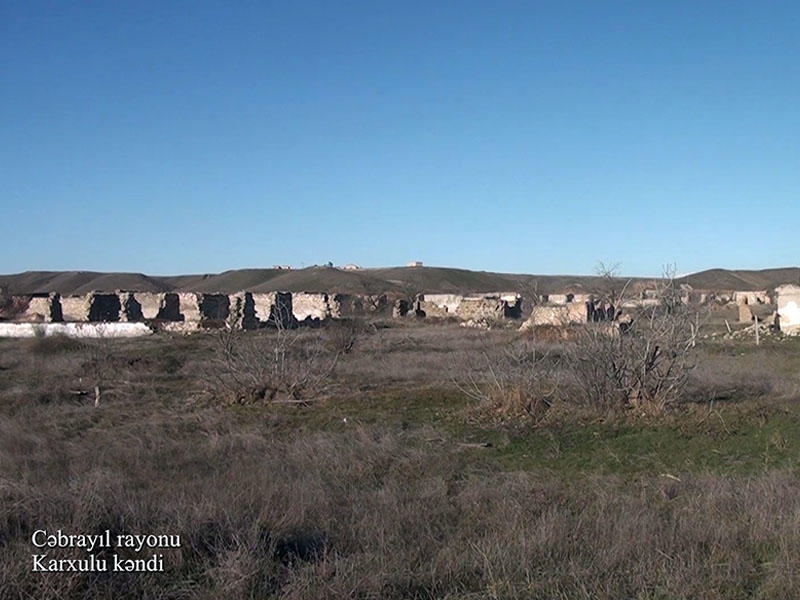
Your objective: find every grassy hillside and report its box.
[678,267,800,290]
[2,265,798,295]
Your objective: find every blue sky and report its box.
[2,1,798,276]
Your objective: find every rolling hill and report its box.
[1,266,797,296]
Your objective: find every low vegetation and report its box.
[1,318,800,599]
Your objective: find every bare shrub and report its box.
[567,269,700,412]
[207,325,340,404]
[589,260,633,308]
[323,318,369,355]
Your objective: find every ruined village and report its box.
[5,265,800,599]
[2,266,799,339]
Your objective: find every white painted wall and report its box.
[0,323,152,338]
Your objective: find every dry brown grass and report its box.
[1,327,800,598]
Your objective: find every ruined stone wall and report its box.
[416,293,522,321]
[733,291,771,305]
[120,292,183,322]
[292,293,330,322]
[520,303,588,330]
[327,294,348,318]
[545,293,591,306]
[16,294,62,322]
[738,301,754,323]
[500,295,523,319]
[544,294,566,305]
[23,296,51,322]
[10,288,521,329]
[199,294,230,323]
[329,294,389,318]
[131,293,164,320]
[393,299,411,318]
[156,294,181,320]
[119,292,142,322]
[776,284,800,335]
[416,294,455,318]
[455,297,506,321]
[61,295,92,322]
[241,292,294,329]
[227,293,246,328]
[734,294,762,324]
[270,292,294,328]
[88,294,122,322]
[177,293,201,323]
[361,294,390,314]
[251,293,275,326]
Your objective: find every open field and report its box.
[2,319,800,599]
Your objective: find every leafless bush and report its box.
[567,269,700,412]
[323,318,370,355]
[590,260,632,308]
[207,324,340,404]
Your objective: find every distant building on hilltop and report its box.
[407,261,423,267]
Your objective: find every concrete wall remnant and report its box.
[776,284,800,335]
